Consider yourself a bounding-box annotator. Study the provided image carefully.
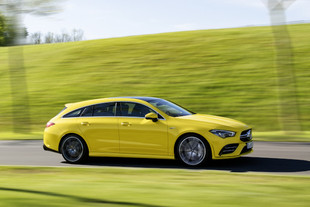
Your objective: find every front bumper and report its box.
[213,142,253,159]
[209,128,253,159]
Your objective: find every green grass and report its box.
[254,131,310,142]
[1,24,310,140]
[0,166,309,207]
[0,132,42,140]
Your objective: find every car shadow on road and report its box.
[63,156,310,174]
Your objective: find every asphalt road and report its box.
[0,140,309,175]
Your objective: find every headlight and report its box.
[210,130,236,138]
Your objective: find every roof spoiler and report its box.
[65,103,74,107]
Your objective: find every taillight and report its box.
[46,122,55,128]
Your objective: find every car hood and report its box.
[176,114,248,129]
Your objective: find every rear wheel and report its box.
[60,135,88,163]
[176,136,209,166]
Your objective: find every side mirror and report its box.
[145,112,158,122]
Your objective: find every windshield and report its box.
[146,99,193,117]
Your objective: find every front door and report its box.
[118,102,168,155]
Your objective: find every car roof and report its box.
[108,96,161,101]
[65,97,162,109]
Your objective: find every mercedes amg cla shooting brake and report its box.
[44,97,253,166]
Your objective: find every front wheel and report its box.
[176,136,210,166]
[60,135,88,163]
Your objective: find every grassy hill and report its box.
[0,24,310,140]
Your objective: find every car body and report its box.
[44,97,253,166]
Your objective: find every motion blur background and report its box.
[0,0,309,141]
[1,1,310,207]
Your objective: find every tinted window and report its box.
[80,106,93,117]
[93,102,116,116]
[146,99,193,117]
[119,102,157,117]
[63,108,83,118]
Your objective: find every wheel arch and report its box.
[58,133,89,155]
[174,132,212,160]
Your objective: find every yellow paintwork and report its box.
[44,97,253,160]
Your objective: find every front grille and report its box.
[219,144,239,155]
[240,129,252,142]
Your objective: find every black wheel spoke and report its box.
[61,136,85,163]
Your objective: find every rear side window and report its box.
[63,102,116,118]
[63,108,84,118]
[93,102,116,116]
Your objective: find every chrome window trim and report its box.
[61,101,166,120]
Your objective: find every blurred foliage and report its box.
[0,24,310,135]
[0,0,64,16]
[0,13,6,45]
[0,13,28,46]
[0,166,309,207]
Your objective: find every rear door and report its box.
[78,102,119,153]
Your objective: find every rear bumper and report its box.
[43,144,59,153]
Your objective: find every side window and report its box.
[93,102,116,117]
[119,102,155,117]
[80,106,93,117]
[63,108,83,118]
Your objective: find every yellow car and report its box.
[44,97,253,166]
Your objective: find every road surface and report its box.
[0,140,309,175]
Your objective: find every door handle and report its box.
[121,122,131,126]
[81,122,90,126]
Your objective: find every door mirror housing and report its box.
[145,112,158,122]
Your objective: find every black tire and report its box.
[60,135,88,164]
[176,135,210,166]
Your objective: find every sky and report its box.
[23,0,310,40]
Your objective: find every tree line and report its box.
[30,29,84,44]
